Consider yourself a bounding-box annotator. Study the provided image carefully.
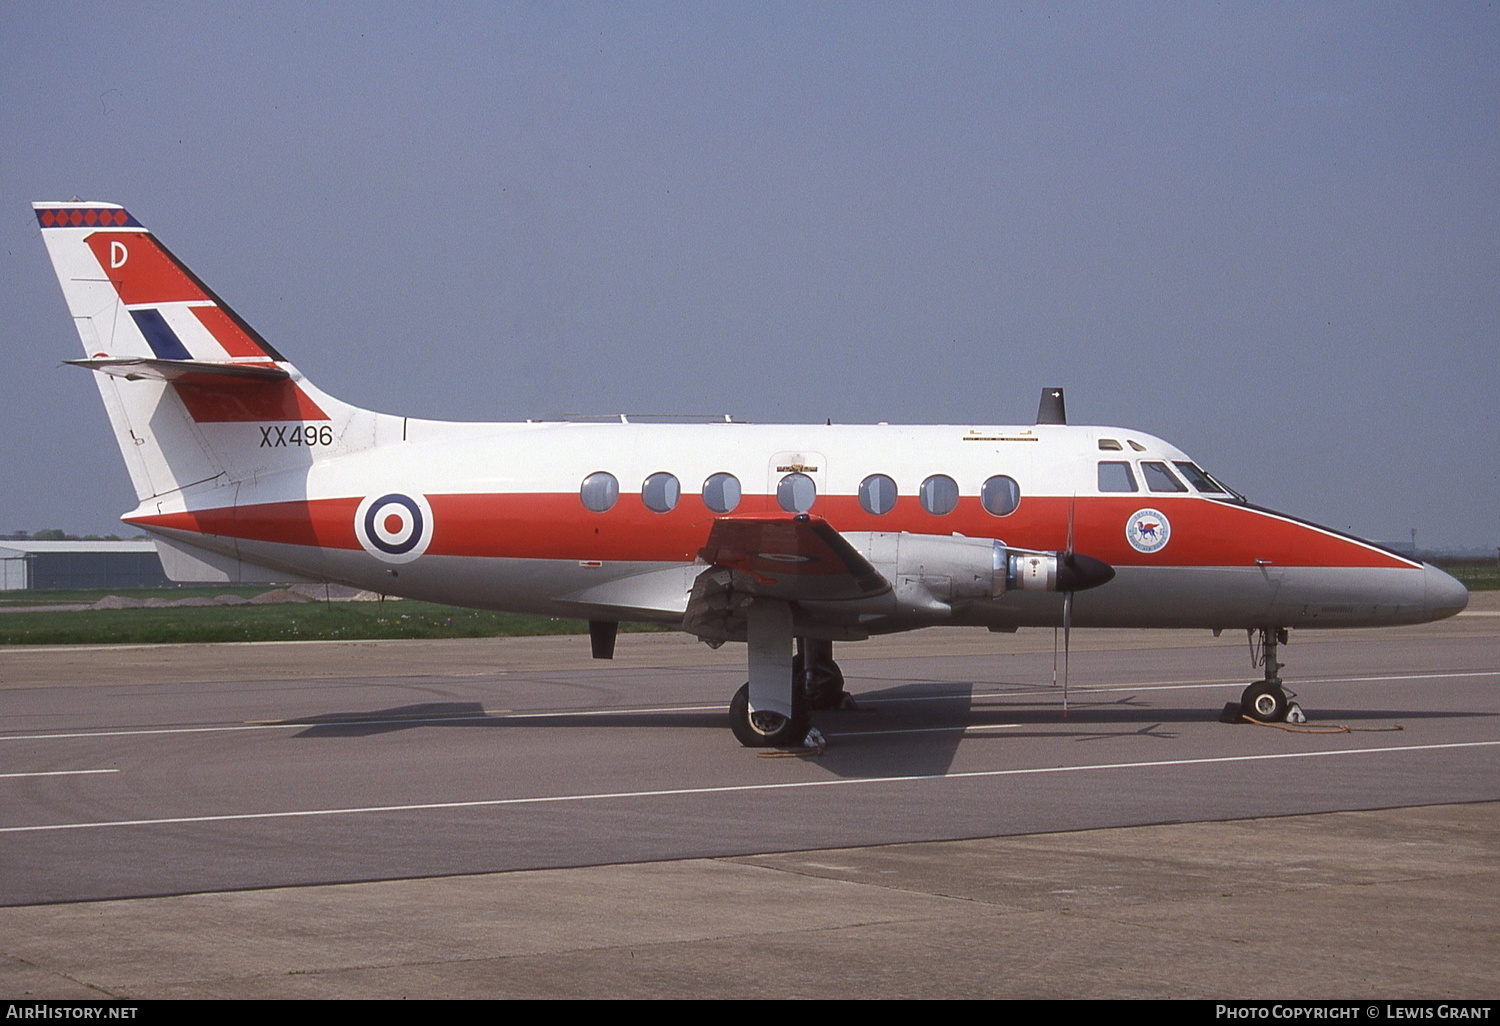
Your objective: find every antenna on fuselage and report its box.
[1036,388,1066,425]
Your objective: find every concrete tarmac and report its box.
[1,594,1496,999]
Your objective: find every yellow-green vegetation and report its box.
[0,587,670,645]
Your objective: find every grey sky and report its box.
[2,2,1495,549]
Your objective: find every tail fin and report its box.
[35,201,384,508]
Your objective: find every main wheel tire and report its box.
[1241,680,1290,723]
[729,682,809,747]
[793,654,847,711]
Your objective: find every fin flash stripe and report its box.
[37,207,141,229]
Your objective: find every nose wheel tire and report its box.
[730,682,809,748]
[1241,680,1290,723]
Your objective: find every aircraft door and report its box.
[972,440,1034,523]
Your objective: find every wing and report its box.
[685,513,891,642]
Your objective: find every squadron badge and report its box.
[1126,508,1171,554]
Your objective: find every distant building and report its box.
[0,541,168,591]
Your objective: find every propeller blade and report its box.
[1050,493,1100,716]
[1051,625,1060,689]
[1058,492,1081,716]
[1065,493,1076,557]
[1062,589,1072,716]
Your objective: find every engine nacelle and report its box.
[841,532,1112,621]
[1010,550,1060,591]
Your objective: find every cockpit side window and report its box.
[1097,461,1137,493]
[1140,461,1187,493]
[1172,461,1227,494]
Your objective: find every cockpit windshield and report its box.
[1141,461,1187,493]
[1173,461,1243,501]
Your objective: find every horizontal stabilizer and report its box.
[152,536,319,585]
[66,357,289,383]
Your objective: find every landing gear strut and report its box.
[795,637,848,711]
[1237,627,1299,723]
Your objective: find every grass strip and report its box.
[0,599,670,646]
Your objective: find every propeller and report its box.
[1049,495,1116,716]
[1032,389,1113,716]
[1051,496,1076,714]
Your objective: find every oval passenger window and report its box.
[702,472,741,513]
[980,475,1020,516]
[919,474,958,515]
[580,471,619,513]
[858,474,898,515]
[777,473,816,513]
[641,472,680,513]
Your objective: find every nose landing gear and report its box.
[1227,627,1305,724]
[1241,678,1290,722]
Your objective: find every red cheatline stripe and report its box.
[128,493,1417,568]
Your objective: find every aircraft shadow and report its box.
[285,701,727,738]
[281,692,1491,780]
[808,682,1496,778]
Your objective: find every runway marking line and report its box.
[0,769,117,780]
[2,740,1497,835]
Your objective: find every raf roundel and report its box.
[1125,508,1171,554]
[355,492,434,564]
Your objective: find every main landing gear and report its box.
[794,637,850,711]
[728,643,848,747]
[728,600,846,748]
[729,681,808,747]
[1230,627,1304,724]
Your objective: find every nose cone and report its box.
[1422,563,1469,621]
